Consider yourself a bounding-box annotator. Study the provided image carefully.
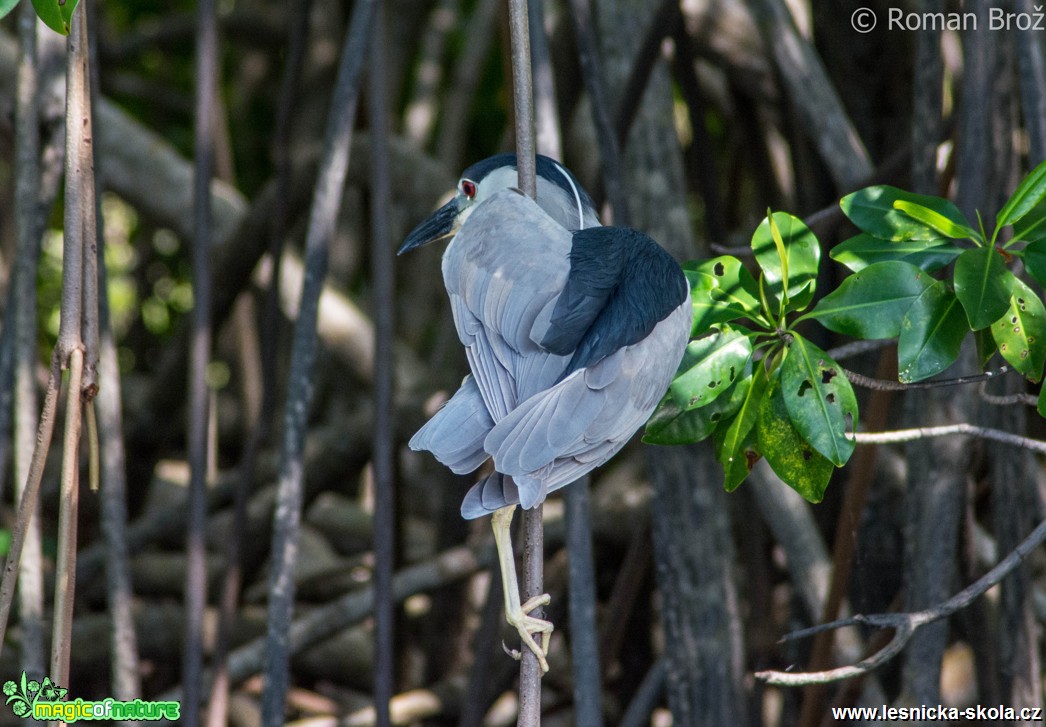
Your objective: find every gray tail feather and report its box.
[409,376,493,475]
[460,472,521,519]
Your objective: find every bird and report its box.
[398,153,691,672]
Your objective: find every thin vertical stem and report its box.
[262,2,377,723]
[12,0,45,680]
[206,4,313,724]
[50,348,84,687]
[567,0,630,225]
[50,0,95,687]
[369,4,396,725]
[86,0,141,697]
[509,0,536,199]
[184,0,218,719]
[508,0,543,723]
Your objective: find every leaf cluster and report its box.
[645,158,1046,502]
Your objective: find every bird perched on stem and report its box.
[399,153,691,672]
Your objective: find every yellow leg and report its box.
[491,505,553,673]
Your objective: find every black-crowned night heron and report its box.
[399,153,691,672]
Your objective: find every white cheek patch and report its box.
[551,161,585,230]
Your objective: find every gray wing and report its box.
[442,189,573,420]
[408,375,493,474]
[483,300,692,509]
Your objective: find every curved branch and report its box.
[843,366,1011,391]
[756,515,1046,686]
[854,423,1046,454]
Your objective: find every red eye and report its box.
[461,179,477,199]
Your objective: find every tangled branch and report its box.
[755,514,1046,686]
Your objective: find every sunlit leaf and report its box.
[841,186,969,242]
[780,334,857,467]
[805,261,933,339]
[684,256,762,335]
[997,156,1046,229]
[757,373,834,503]
[897,281,968,383]
[31,0,77,35]
[990,278,1046,382]
[751,212,820,311]
[893,200,979,241]
[0,0,21,22]
[830,234,962,273]
[669,326,753,411]
[953,247,1016,329]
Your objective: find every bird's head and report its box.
[398,153,597,255]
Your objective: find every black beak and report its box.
[398,198,460,255]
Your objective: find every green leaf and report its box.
[841,186,969,242]
[893,200,979,240]
[0,0,21,21]
[669,326,753,411]
[780,334,857,467]
[715,364,769,491]
[751,212,820,311]
[804,261,933,339]
[644,370,752,445]
[1020,239,1046,287]
[1038,385,1046,419]
[684,256,762,335]
[1010,199,1046,244]
[990,278,1046,382]
[31,0,77,34]
[974,327,998,370]
[757,373,834,503]
[830,234,963,273]
[897,281,968,382]
[953,247,1017,329]
[996,156,1046,229]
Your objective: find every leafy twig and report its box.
[755,514,1046,686]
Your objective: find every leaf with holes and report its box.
[0,0,20,21]
[804,261,933,339]
[684,256,762,335]
[990,278,1046,382]
[715,364,769,491]
[830,234,963,273]
[31,0,77,34]
[669,326,753,411]
[645,369,752,445]
[758,373,834,503]
[841,186,967,242]
[751,212,820,311]
[897,281,968,383]
[953,247,1017,330]
[780,334,856,467]
[1020,239,1046,287]
[997,156,1046,229]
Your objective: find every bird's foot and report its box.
[504,593,553,673]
